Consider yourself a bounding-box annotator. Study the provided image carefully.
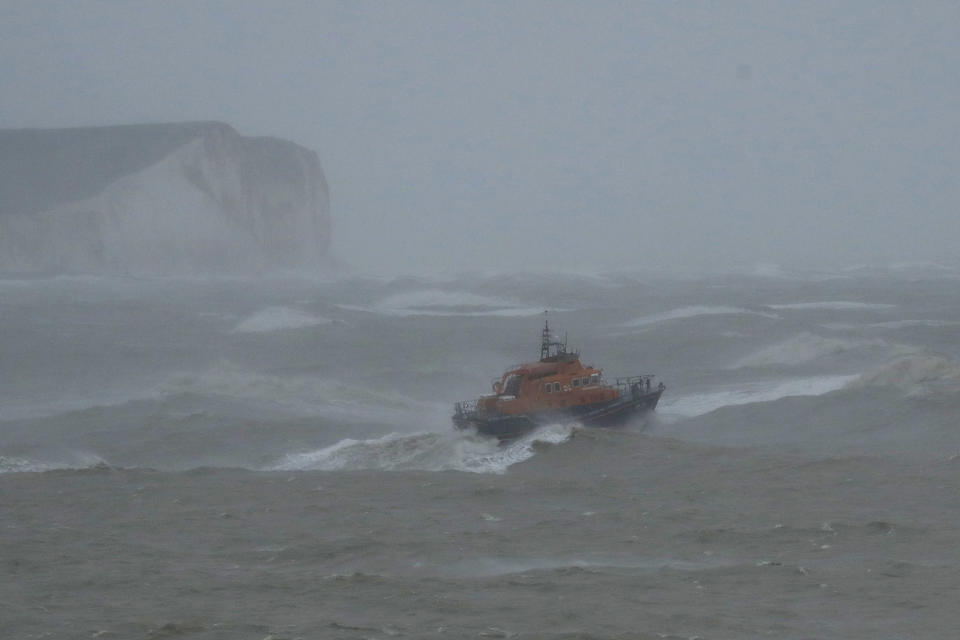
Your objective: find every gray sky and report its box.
[2,1,958,274]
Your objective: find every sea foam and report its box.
[767,301,896,311]
[348,289,545,317]
[232,306,331,333]
[660,375,858,418]
[731,332,905,368]
[0,452,108,474]
[160,361,439,422]
[268,423,575,474]
[621,306,779,329]
[848,355,960,396]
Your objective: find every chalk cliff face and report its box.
[0,122,330,274]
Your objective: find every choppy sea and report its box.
[3,266,960,639]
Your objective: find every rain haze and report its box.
[6,3,960,639]
[2,0,958,273]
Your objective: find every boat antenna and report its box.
[540,311,551,361]
[540,310,569,361]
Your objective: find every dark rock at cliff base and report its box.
[0,122,330,274]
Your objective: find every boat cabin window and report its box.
[544,384,552,393]
[503,374,522,396]
[554,382,561,392]
[572,378,580,387]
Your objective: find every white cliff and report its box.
[0,122,330,274]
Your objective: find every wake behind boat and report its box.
[453,313,664,440]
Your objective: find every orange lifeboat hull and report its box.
[453,383,663,440]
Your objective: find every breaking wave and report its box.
[345,289,545,317]
[848,355,960,396]
[861,320,960,330]
[160,361,439,421]
[232,306,332,333]
[268,423,575,474]
[660,375,858,417]
[446,554,731,578]
[621,306,779,329]
[767,301,896,311]
[0,452,109,474]
[731,332,912,368]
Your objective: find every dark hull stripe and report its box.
[453,390,662,440]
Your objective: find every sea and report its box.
[2,265,960,639]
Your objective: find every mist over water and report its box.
[4,3,960,636]
[5,267,960,637]
[4,3,960,274]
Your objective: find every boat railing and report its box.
[454,399,479,416]
[613,375,658,395]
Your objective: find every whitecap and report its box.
[863,320,960,330]
[767,301,896,311]
[446,554,732,578]
[160,361,440,421]
[621,305,780,329]
[232,306,331,333]
[346,289,546,318]
[848,355,960,396]
[660,375,858,417]
[0,452,108,474]
[731,332,905,368]
[267,423,575,474]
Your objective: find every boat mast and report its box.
[540,311,569,361]
[540,311,551,360]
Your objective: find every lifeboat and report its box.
[453,313,664,440]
